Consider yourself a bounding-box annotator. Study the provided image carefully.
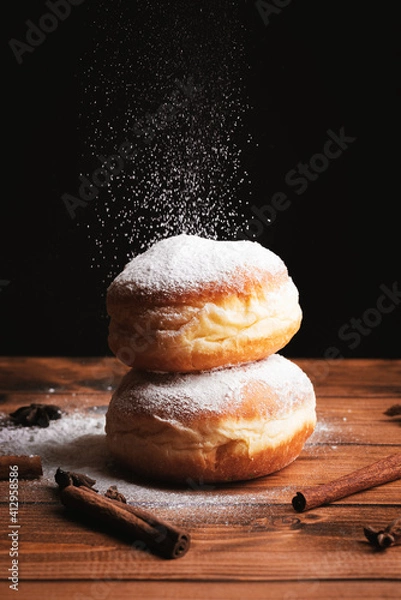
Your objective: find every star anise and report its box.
[105,485,127,503]
[364,517,401,549]
[10,403,62,428]
[384,404,401,417]
[55,467,98,491]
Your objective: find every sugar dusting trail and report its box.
[0,408,324,522]
[0,410,261,524]
[0,404,340,522]
[77,0,252,283]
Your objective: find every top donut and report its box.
[107,234,302,372]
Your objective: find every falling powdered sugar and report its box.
[76,0,253,283]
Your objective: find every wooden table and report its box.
[0,357,400,599]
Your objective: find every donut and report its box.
[105,354,316,483]
[107,234,302,372]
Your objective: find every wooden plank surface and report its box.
[0,358,400,599]
[0,356,400,396]
[4,581,401,600]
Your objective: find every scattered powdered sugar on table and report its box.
[109,234,284,297]
[0,412,108,481]
[0,407,298,521]
[308,419,334,444]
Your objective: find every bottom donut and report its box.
[105,354,316,483]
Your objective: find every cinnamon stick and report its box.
[0,455,42,480]
[292,453,401,512]
[59,485,191,559]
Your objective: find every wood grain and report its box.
[0,357,399,396]
[0,358,400,599]
[5,580,400,600]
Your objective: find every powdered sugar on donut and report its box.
[108,234,285,298]
[110,354,315,422]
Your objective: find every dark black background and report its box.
[2,0,400,358]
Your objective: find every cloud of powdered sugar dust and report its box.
[77,0,253,283]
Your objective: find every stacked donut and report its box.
[105,234,316,483]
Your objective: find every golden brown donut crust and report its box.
[105,355,316,483]
[107,235,302,372]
